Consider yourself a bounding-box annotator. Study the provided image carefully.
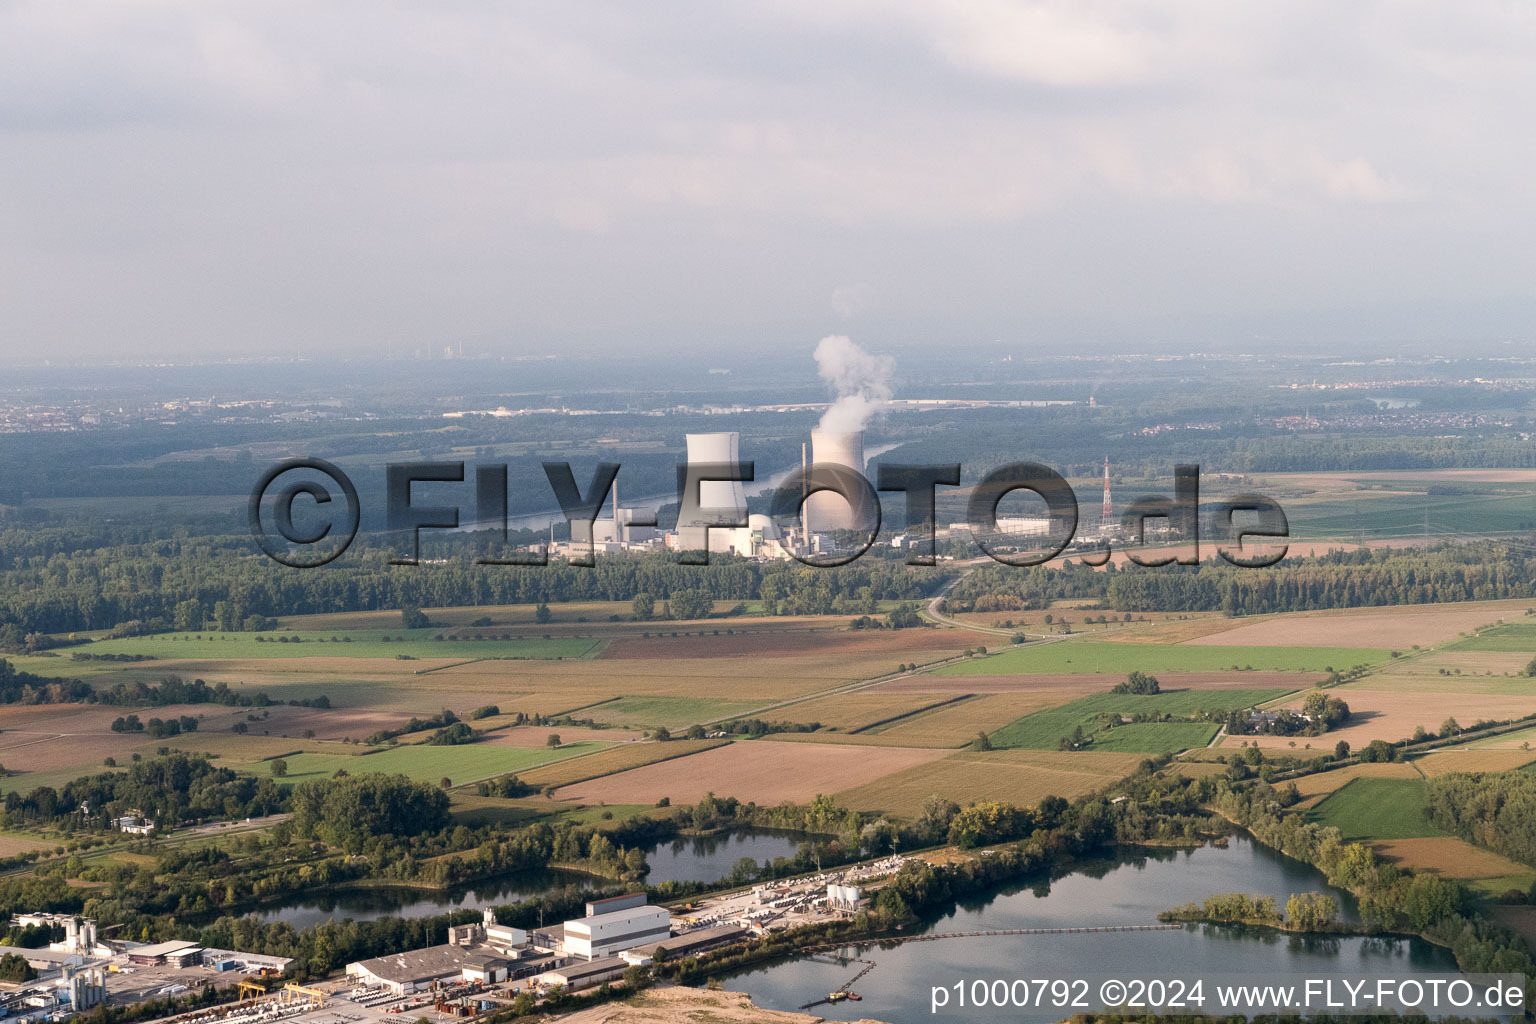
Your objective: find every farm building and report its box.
[346,946,510,995]
[113,812,155,835]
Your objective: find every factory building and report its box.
[619,923,748,965]
[0,945,91,972]
[127,940,204,967]
[560,904,672,961]
[584,893,648,917]
[532,956,629,992]
[12,913,111,957]
[346,946,511,995]
[60,967,105,1010]
[447,908,528,953]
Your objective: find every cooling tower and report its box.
[806,429,873,532]
[684,432,749,521]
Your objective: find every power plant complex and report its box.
[551,432,1126,563]
[552,429,876,562]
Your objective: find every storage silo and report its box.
[806,429,873,532]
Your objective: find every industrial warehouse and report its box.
[0,913,293,1022]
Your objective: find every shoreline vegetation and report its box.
[1158,891,1347,933]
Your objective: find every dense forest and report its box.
[0,533,942,636]
[945,543,1536,615]
[1426,771,1536,868]
[5,753,284,831]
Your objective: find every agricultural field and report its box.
[1238,688,1536,749]
[1288,762,1421,809]
[1085,722,1218,752]
[1183,601,1536,650]
[581,697,763,730]
[517,738,730,789]
[1370,838,1535,893]
[832,749,1145,817]
[774,692,958,733]
[0,833,59,857]
[1414,750,1536,776]
[1304,778,1445,841]
[878,670,1318,697]
[987,689,1287,754]
[486,725,642,747]
[932,642,1387,677]
[1469,725,1536,750]
[866,692,1083,747]
[1257,470,1536,539]
[1344,667,1536,695]
[552,740,948,806]
[1446,622,1536,653]
[267,740,608,786]
[0,703,256,779]
[78,630,603,661]
[1099,615,1252,645]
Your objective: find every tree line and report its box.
[0,535,943,636]
[945,543,1536,615]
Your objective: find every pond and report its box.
[725,838,1461,1023]
[642,827,815,885]
[248,828,814,927]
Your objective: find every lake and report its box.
[642,828,814,885]
[726,838,1461,1023]
[249,828,812,927]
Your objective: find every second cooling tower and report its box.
[683,432,749,521]
[805,429,874,533]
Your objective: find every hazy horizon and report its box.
[4,2,1536,364]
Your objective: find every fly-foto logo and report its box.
[248,457,1288,569]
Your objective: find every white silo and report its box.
[679,432,750,549]
[806,429,872,532]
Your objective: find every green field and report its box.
[935,642,1387,676]
[582,697,763,729]
[1081,722,1219,752]
[986,689,1282,754]
[1288,488,1536,540]
[1446,623,1536,653]
[266,740,607,785]
[1305,778,1446,840]
[79,629,604,661]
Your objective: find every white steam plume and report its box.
[814,335,893,433]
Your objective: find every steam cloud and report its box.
[814,335,893,433]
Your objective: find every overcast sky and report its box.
[4,1,1535,363]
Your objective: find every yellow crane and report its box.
[282,983,326,1007]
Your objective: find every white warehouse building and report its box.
[562,906,671,960]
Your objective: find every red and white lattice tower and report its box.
[1101,457,1113,526]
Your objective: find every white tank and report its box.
[806,429,872,532]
